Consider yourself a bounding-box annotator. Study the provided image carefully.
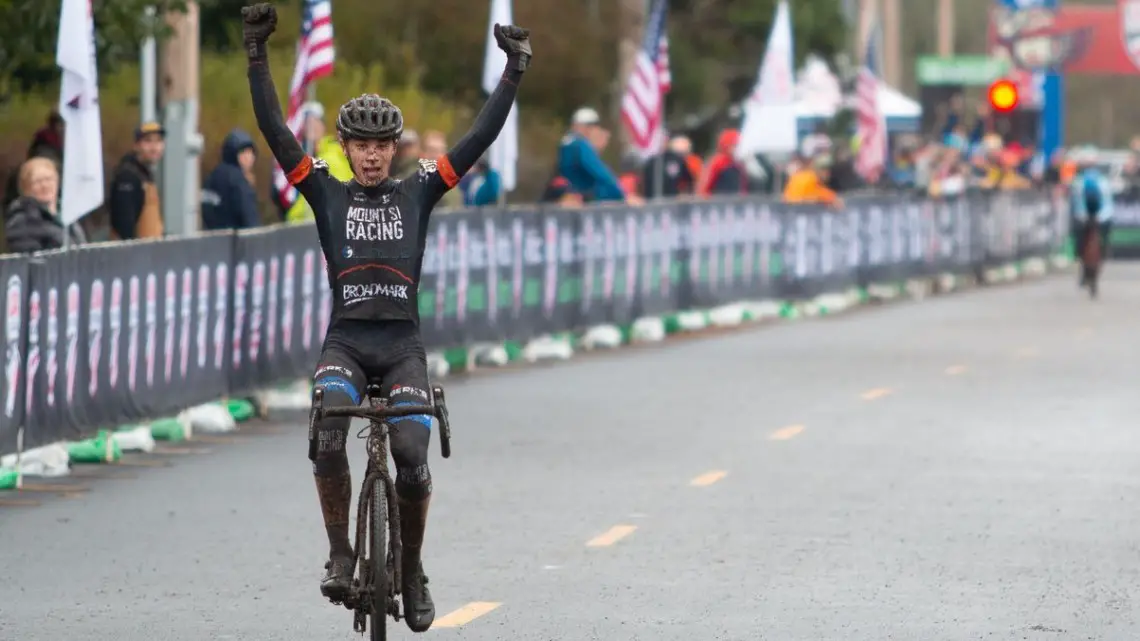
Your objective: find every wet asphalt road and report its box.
[2,265,1140,640]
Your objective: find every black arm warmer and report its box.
[247,54,307,175]
[446,62,524,176]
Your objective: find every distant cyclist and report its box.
[1069,146,1113,286]
[241,2,530,632]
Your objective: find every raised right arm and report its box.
[245,40,307,185]
[243,3,329,230]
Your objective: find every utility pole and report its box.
[882,0,900,86]
[159,1,203,236]
[140,6,158,124]
[856,0,873,59]
[938,0,955,57]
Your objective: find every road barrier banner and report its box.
[0,256,29,457]
[229,225,332,396]
[1106,193,1140,258]
[20,233,234,450]
[1,190,1067,455]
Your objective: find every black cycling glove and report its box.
[494,24,532,73]
[241,3,278,61]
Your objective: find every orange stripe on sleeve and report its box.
[286,156,313,185]
[437,154,460,188]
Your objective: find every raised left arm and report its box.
[439,25,531,187]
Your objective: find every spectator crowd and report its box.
[5,95,1140,256]
[544,99,1140,211]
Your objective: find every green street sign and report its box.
[916,56,1011,86]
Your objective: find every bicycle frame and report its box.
[309,384,452,635]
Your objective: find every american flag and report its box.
[854,22,885,182]
[272,0,335,210]
[620,0,671,158]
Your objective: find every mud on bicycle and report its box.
[310,383,452,640]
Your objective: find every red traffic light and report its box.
[988,79,1019,112]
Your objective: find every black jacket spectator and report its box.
[108,122,166,240]
[4,197,85,253]
[641,150,694,198]
[108,153,164,239]
[827,153,863,192]
[201,129,261,230]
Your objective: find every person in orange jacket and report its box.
[783,154,843,208]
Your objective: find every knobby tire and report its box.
[370,477,389,641]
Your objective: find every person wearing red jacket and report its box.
[697,129,747,197]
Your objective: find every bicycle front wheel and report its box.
[370,478,389,641]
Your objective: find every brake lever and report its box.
[432,384,452,458]
[308,388,324,462]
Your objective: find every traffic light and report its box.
[987,79,1019,113]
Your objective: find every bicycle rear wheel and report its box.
[369,478,389,641]
[1084,229,1102,299]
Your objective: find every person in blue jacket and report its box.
[458,157,502,206]
[1069,146,1114,284]
[201,128,261,230]
[557,107,627,202]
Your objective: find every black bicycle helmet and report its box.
[335,93,404,141]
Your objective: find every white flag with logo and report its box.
[482,0,518,192]
[56,0,105,227]
[738,0,798,157]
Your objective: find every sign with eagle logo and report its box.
[1121,0,1140,70]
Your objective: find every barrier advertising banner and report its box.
[0,190,1066,456]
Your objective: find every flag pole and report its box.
[652,0,667,201]
[483,0,518,208]
[302,0,316,157]
[654,134,665,201]
[303,84,316,156]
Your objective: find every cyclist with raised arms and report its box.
[241,3,530,631]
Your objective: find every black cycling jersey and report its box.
[247,51,522,326]
[286,161,447,323]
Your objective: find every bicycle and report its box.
[311,382,452,641]
[1080,221,1104,299]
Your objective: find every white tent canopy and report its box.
[790,55,922,130]
[874,83,921,119]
